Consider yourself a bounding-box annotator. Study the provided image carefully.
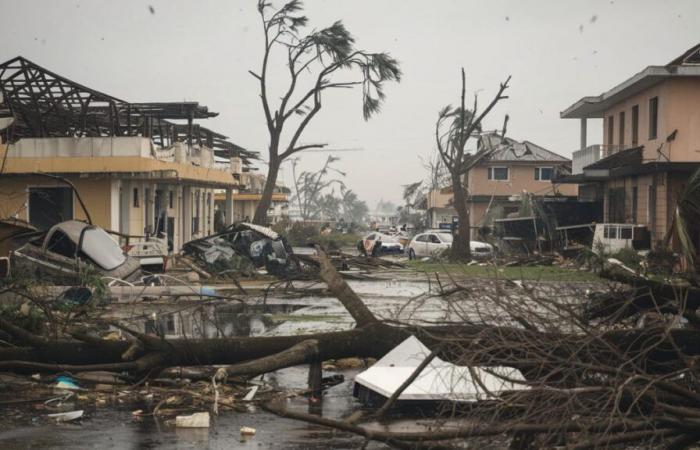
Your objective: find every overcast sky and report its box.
[2,0,699,209]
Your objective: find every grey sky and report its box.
[1,0,698,209]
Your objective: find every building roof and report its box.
[478,133,570,163]
[0,56,258,165]
[561,43,700,119]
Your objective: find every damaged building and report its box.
[426,133,578,236]
[0,56,258,252]
[557,43,700,254]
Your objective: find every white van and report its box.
[592,223,651,254]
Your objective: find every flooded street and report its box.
[1,367,382,450]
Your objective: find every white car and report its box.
[407,231,493,259]
[359,232,404,255]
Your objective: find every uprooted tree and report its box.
[250,0,401,225]
[3,251,700,447]
[435,69,510,260]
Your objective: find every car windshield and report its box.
[80,228,127,270]
[438,233,453,242]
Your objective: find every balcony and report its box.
[6,136,242,175]
[572,144,639,174]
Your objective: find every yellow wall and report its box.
[0,175,112,227]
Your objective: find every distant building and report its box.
[0,57,257,252]
[558,43,700,251]
[427,134,577,236]
[214,171,289,226]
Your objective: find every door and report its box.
[427,234,443,255]
[28,187,73,230]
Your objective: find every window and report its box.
[534,167,553,181]
[607,188,626,223]
[488,167,509,181]
[416,234,428,242]
[631,105,639,145]
[47,230,77,258]
[649,97,658,139]
[428,234,441,244]
[168,191,174,209]
[631,186,638,223]
[604,225,618,239]
[28,187,73,230]
[366,233,376,241]
[618,111,625,146]
[607,115,614,146]
[133,188,140,208]
[620,227,633,240]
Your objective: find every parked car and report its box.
[358,232,404,256]
[407,231,493,259]
[10,220,142,284]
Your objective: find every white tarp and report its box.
[354,336,528,402]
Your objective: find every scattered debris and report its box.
[47,410,84,422]
[175,411,210,428]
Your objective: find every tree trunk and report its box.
[450,172,471,260]
[253,157,281,225]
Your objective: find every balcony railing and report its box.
[572,144,638,174]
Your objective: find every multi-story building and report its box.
[558,43,700,251]
[0,57,256,252]
[214,171,289,227]
[427,133,577,234]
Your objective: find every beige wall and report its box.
[0,175,113,227]
[602,78,700,163]
[468,163,577,197]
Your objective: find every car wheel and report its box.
[408,249,416,260]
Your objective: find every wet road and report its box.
[0,367,388,449]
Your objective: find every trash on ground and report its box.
[175,411,210,428]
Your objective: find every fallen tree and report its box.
[2,252,700,448]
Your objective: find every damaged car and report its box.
[182,222,299,277]
[10,220,142,284]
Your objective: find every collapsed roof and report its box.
[0,56,257,165]
[478,133,570,163]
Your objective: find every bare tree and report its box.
[250,0,401,224]
[435,69,510,260]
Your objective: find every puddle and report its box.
[0,367,389,450]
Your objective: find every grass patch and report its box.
[406,260,601,282]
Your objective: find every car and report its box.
[10,220,142,284]
[358,232,404,256]
[407,231,493,259]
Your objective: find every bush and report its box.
[272,219,361,250]
[611,247,642,269]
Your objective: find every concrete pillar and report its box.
[580,118,587,150]
[207,191,215,234]
[146,183,156,235]
[119,180,131,238]
[225,188,234,225]
[183,186,192,243]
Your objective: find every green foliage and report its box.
[611,247,643,269]
[272,219,360,250]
